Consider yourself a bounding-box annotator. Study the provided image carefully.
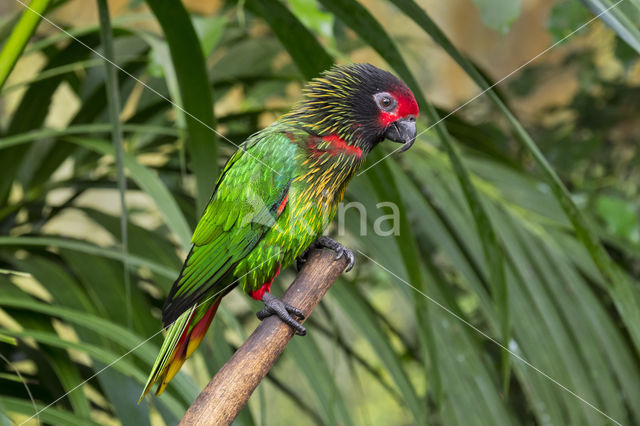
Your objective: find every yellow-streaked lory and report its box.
[140,63,419,399]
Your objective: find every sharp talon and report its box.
[286,304,305,320]
[314,236,355,272]
[345,251,355,272]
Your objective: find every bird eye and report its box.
[373,92,397,112]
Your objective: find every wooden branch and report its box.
[179,248,347,425]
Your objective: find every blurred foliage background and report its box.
[1,0,639,425]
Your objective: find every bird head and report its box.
[285,63,419,153]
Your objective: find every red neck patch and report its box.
[309,134,362,159]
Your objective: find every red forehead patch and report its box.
[395,86,419,117]
[378,85,419,127]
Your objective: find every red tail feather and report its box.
[155,298,222,395]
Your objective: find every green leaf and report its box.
[0,0,51,90]
[471,0,522,33]
[548,1,593,42]
[0,268,31,278]
[145,0,218,212]
[0,236,177,279]
[192,15,226,57]
[0,58,103,95]
[595,195,640,243]
[245,0,333,79]
[0,334,17,345]
[286,0,335,39]
[0,124,178,150]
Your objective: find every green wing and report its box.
[162,130,298,325]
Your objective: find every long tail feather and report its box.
[139,297,222,402]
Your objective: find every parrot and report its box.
[139,63,419,400]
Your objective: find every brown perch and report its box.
[179,248,348,425]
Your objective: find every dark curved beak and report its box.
[383,116,417,153]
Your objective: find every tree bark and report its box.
[179,248,347,425]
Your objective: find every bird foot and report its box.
[257,292,306,336]
[298,236,354,272]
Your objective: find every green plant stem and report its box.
[97,0,131,327]
[0,0,51,91]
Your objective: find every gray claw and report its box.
[258,293,306,336]
[314,236,355,272]
[343,249,355,272]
